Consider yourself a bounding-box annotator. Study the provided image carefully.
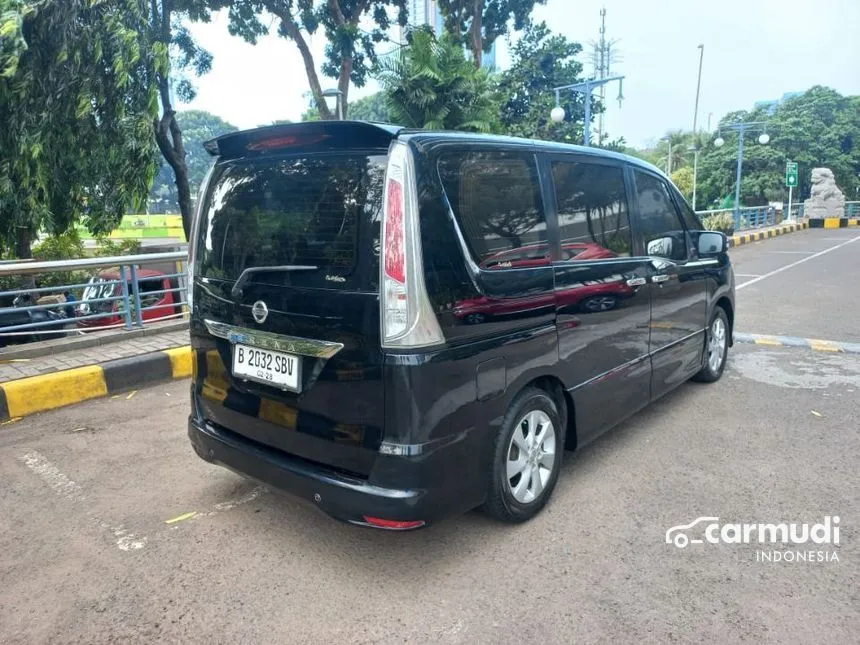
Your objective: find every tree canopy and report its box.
[377,29,498,132]
[149,0,220,238]
[149,110,238,212]
[496,20,589,142]
[696,86,860,208]
[0,0,159,259]
[437,0,545,68]
[222,0,407,120]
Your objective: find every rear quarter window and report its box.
[437,150,549,269]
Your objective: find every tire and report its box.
[581,295,618,313]
[483,387,565,523]
[693,307,729,383]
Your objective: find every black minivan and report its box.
[187,121,734,529]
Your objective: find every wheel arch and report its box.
[715,296,734,346]
[516,375,578,452]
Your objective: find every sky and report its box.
[185,0,860,148]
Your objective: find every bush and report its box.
[703,212,734,234]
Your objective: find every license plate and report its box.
[232,343,301,391]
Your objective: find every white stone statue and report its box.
[804,168,845,219]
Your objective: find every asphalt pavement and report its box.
[1,228,858,644]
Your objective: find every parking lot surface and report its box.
[1,229,858,644]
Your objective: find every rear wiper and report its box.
[231,265,319,299]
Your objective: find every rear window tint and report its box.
[196,154,385,288]
[437,151,548,269]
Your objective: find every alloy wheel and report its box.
[506,410,556,504]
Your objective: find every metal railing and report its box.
[0,252,187,346]
[696,205,783,231]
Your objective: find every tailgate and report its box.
[190,138,390,478]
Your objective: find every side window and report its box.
[551,160,631,261]
[674,191,702,232]
[634,172,688,262]
[438,150,548,270]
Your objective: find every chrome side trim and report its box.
[204,319,344,359]
[686,258,720,267]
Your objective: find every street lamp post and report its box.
[661,136,673,175]
[321,88,344,120]
[693,44,704,133]
[689,145,700,210]
[713,120,769,219]
[551,76,625,146]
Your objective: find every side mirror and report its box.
[697,231,728,256]
[647,236,674,258]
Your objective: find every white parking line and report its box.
[19,451,147,551]
[737,234,860,291]
[21,451,84,501]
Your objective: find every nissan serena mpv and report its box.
[187,121,735,529]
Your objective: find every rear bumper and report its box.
[188,416,440,527]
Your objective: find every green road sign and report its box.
[786,162,798,187]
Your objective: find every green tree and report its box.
[496,21,588,142]
[301,91,393,123]
[222,0,407,120]
[0,0,159,265]
[670,167,694,200]
[657,130,694,174]
[696,87,860,209]
[347,92,392,122]
[149,110,238,211]
[377,29,498,132]
[149,0,220,238]
[437,0,546,68]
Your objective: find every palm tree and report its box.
[658,130,694,173]
[377,29,499,133]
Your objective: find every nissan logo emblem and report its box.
[251,300,269,324]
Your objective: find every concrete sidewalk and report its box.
[0,329,189,382]
[0,329,191,422]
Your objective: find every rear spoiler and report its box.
[204,121,403,159]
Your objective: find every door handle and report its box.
[651,274,671,283]
[626,277,647,287]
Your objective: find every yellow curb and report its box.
[3,365,107,418]
[808,339,841,353]
[164,346,193,379]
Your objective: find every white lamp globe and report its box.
[758,133,770,145]
[550,106,566,123]
[713,136,725,148]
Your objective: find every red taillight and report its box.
[363,516,426,530]
[384,179,406,283]
[246,133,327,151]
[379,142,443,348]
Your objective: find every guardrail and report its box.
[696,205,784,231]
[0,252,187,346]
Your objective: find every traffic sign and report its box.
[785,162,798,187]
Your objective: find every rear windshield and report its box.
[195,153,386,290]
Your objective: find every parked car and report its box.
[0,293,72,347]
[187,121,735,530]
[77,269,180,329]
